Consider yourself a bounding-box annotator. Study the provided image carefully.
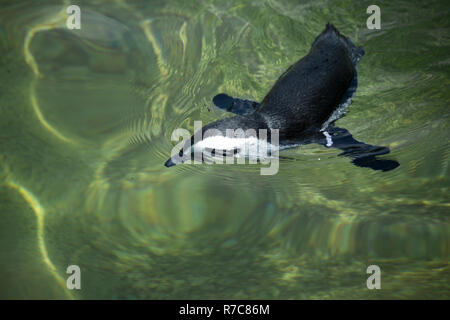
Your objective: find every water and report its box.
[0,0,448,299]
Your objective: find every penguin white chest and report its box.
[192,136,276,160]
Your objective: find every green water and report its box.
[0,0,448,299]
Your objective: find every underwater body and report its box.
[0,0,448,299]
[165,23,400,172]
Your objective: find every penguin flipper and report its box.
[212,93,260,116]
[318,127,399,172]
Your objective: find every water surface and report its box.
[0,0,448,299]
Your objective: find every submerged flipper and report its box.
[212,93,260,116]
[317,127,399,172]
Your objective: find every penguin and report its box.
[165,23,399,172]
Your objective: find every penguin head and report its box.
[164,134,241,167]
[164,115,270,167]
[164,145,190,167]
[164,122,244,167]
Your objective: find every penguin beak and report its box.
[164,157,177,167]
[165,153,185,167]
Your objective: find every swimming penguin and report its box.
[165,23,399,171]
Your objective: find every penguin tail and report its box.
[313,23,365,65]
